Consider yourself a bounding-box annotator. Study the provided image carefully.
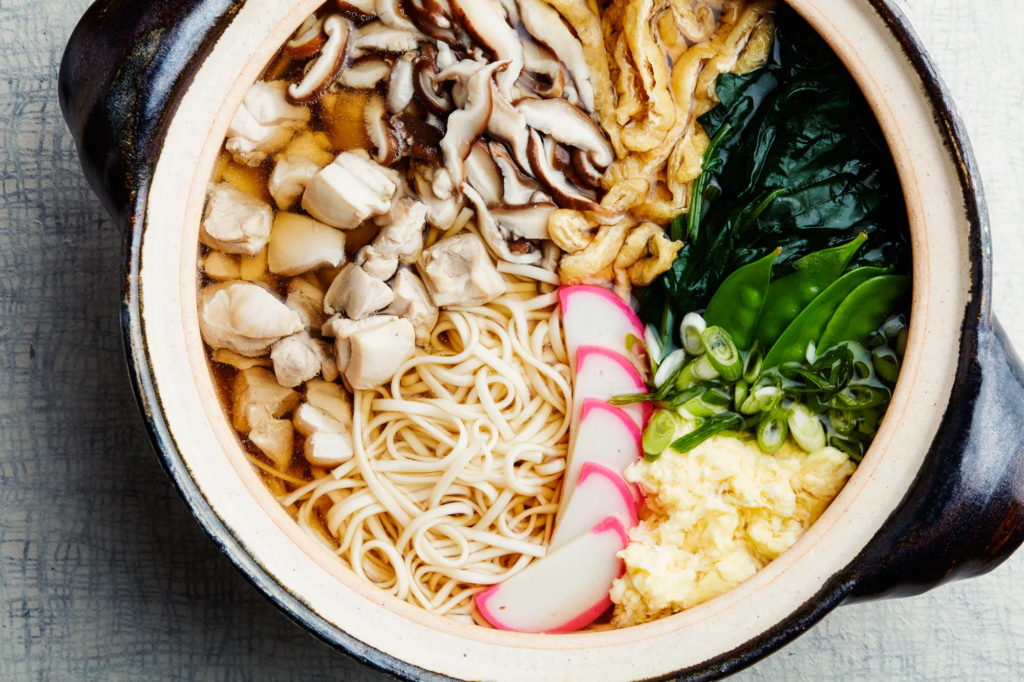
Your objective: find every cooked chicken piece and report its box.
[421,233,506,307]
[250,416,295,469]
[347,317,416,389]
[413,164,464,228]
[211,348,271,370]
[268,212,346,276]
[321,315,415,388]
[372,198,427,263]
[385,268,439,346]
[226,81,310,166]
[199,282,304,357]
[293,403,347,437]
[302,152,398,229]
[200,183,274,256]
[285,277,326,331]
[269,157,321,211]
[232,367,300,432]
[203,251,241,281]
[324,263,395,319]
[305,379,353,427]
[314,340,339,382]
[271,331,323,388]
[356,246,399,281]
[304,431,355,467]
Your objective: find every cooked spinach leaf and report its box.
[642,6,910,336]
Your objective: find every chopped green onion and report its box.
[681,393,725,418]
[882,314,907,340]
[680,312,707,356]
[743,346,763,384]
[643,410,677,459]
[854,360,872,380]
[654,349,687,388]
[626,333,655,377]
[828,408,859,436]
[858,407,882,436]
[609,393,657,406]
[665,385,705,409]
[701,326,743,381]
[788,403,826,453]
[734,379,749,411]
[829,384,891,410]
[896,327,908,358]
[644,325,664,366]
[805,341,817,365]
[668,413,742,454]
[675,355,719,390]
[830,435,865,463]
[872,347,900,383]
[702,386,733,408]
[757,413,789,453]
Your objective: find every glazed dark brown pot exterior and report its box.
[58,0,1024,679]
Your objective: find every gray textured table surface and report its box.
[2,1,1023,680]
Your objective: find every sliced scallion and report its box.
[757,413,789,453]
[643,410,677,459]
[675,354,719,390]
[872,347,900,383]
[680,312,707,356]
[829,384,890,410]
[701,326,743,381]
[788,403,826,453]
[668,413,742,454]
[654,349,687,388]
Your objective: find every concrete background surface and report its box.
[1,0,1022,680]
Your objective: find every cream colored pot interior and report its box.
[138,0,969,678]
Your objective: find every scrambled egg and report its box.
[610,427,856,627]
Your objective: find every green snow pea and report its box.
[761,267,889,371]
[704,248,780,351]
[817,275,912,352]
[751,234,867,350]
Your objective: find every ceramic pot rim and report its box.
[125,0,987,680]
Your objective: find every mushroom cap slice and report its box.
[489,141,543,205]
[439,60,507,192]
[286,16,328,58]
[413,57,454,115]
[490,202,557,241]
[335,0,376,17]
[517,0,594,111]
[516,97,613,168]
[526,130,617,221]
[268,212,346,276]
[375,0,419,31]
[519,39,565,99]
[387,52,417,114]
[339,57,393,89]
[200,282,305,357]
[450,0,523,99]
[465,141,504,206]
[364,94,401,165]
[350,20,426,57]
[288,15,352,103]
[463,185,542,265]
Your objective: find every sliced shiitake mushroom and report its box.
[402,0,460,47]
[413,55,453,115]
[519,40,565,99]
[364,93,402,165]
[527,129,617,221]
[288,16,352,103]
[286,15,328,59]
[388,52,417,113]
[391,113,442,164]
[334,0,376,18]
[339,56,392,89]
[516,97,614,168]
[517,0,594,112]
[571,148,603,189]
[464,141,503,205]
[449,0,522,98]
[488,141,542,205]
[490,202,556,241]
[375,0,419,31]
[439,60,506,190]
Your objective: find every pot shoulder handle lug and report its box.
[58,0,240,225]
[846,314,1024,600]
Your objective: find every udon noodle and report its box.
[274,278,571,620]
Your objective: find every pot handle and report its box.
[58,0,240,224]
[847,313,1024,600]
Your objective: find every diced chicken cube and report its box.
[304,431,354,467]
[372,199,428,264]
[421,233,505,307]
[271,331,323,388]
[347,318,416,390]
[305,379,353,427]
[268,212,346,276]
[323,263,394,320]
[269,157,321,210]
[356,245,398,281]
[199,282,304,357]
[293,403,347,437]
[232,367,300,432]
[285,278,325,331]
[226,81,311,166]
[302,152,398,229]
[385,268,438,346]
[203,251,241,281]
[322,315,414,388]
[200,183,274,256]
[313,340,339,382]
[249,416,295,468]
